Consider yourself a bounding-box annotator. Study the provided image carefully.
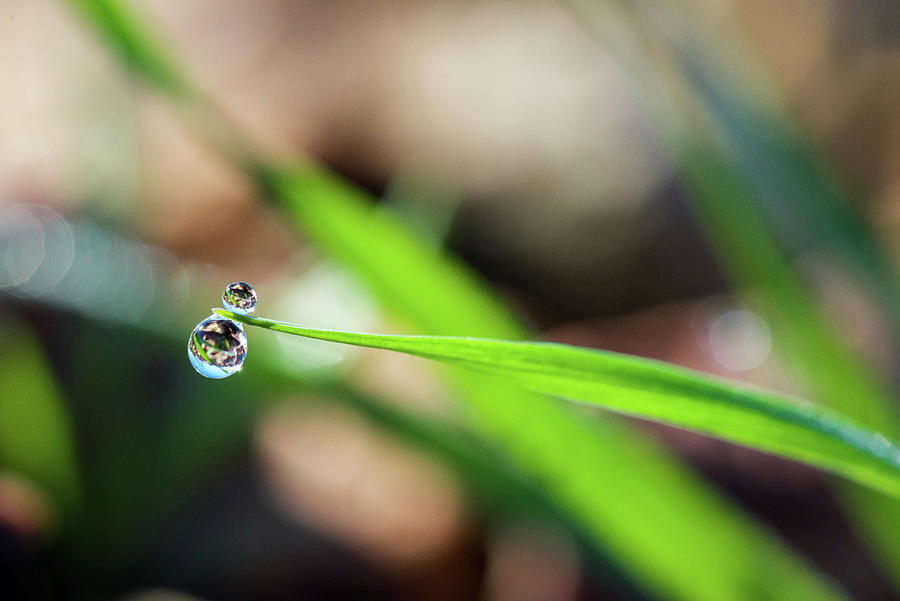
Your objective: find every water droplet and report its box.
[187,315,247,379]
[222,281,257,315]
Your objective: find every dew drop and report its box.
[222,281,257,315]
[187,315,248,379]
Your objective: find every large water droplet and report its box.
[187,315,248,379]
[222,281,257,315]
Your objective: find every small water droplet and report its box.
[222,281,257,315]
[187,315,248,379]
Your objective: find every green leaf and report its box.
[216,308,900,499]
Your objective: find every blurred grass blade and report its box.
[678,142,898,432]
[66,2,849,599]
[679,125,900,590]
[255,163,525,339]
[66,0,187,95]
[680,104,900,595]
[672,45,900,587]
[448,372,845,601]
[217,308,900,499]
[681,50,900,345]
[0,318,81,516]
[563,0,900,586]
[254,164,847,601]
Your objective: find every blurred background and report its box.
[1,0,900,600]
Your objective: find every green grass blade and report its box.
[567,2,900,582]
[678,143,898,432]
[680,49,900,345]
[449,372,846,601]
[254,164,525,339]
[217,308,900,499]
[0,319,81,516]
[65,0,188,95]
[253,165,850,600]
[679,132,900,592]
[66,2,850,599]
[673,58,900,588]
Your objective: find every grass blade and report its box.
[672,51,900,589]
[253,165,849,600]
[678,143,898,431]
[254,164,525,338]
[65,2,850,599]
[65,0,187,95]
[217,308,900,499]
[561,2,900,586]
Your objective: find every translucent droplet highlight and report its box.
[187,315,248,379]
[222,281,257,315]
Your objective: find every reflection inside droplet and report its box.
[187,315,248,379]
[222,281,257,315]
